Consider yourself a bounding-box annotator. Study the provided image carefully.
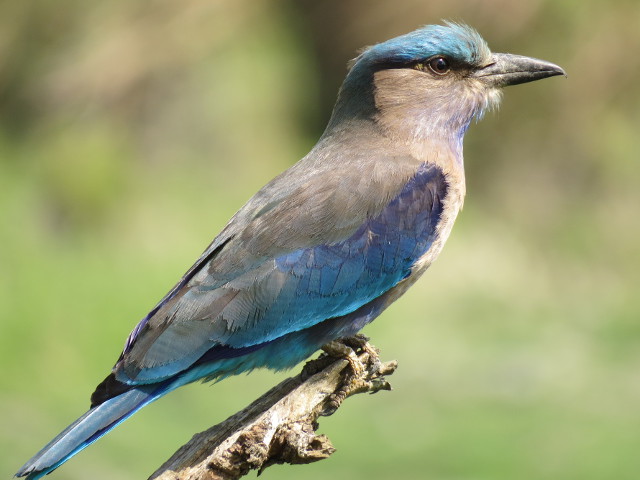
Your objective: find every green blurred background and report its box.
[2,1,639,479]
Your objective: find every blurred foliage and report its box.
[2,1,639,479]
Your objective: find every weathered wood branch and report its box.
[149,337,397,480]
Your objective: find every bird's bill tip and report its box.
[475,53,566,88]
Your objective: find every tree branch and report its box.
[149,337,397,480]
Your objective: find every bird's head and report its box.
[328,23,564,149]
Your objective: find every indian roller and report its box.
[17,23,564,479]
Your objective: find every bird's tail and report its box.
[15,383,170,480]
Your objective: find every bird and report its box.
[16,22,564,479]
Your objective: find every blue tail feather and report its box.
[14,345,276,479]
[15,385,167,479]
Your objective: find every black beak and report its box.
[474,53,566,88]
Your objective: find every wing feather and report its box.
[115,158,448,384]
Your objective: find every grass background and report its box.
[2,1,639,479]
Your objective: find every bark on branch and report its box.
[149,337,397,480]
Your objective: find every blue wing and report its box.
[114,161,447,385]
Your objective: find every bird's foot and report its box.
[321,338,366,378]
[320,334,397,415]
[322,334,382,375]
[342,333,383,374]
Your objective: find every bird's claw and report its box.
[343,334,383,374]
[321,339,366,378]
[319,335,395,415]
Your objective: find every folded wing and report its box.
[116,160,448,385]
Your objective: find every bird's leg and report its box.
[321,338,366,378]
[341,333,382,374]
[320,334,395,415]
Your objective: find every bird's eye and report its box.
[428,56,450,75]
